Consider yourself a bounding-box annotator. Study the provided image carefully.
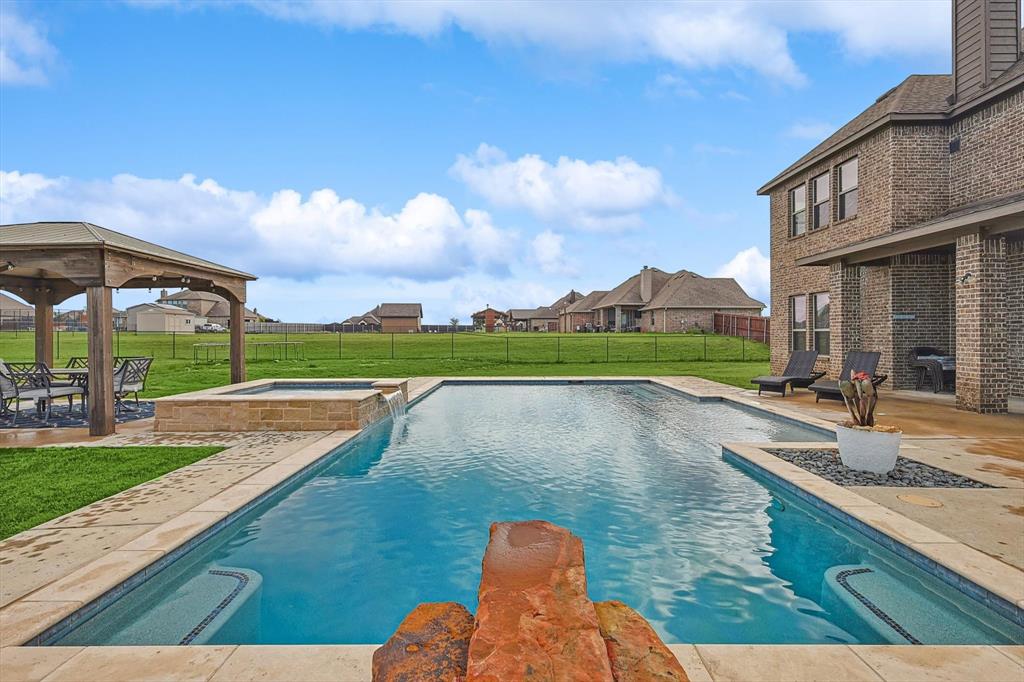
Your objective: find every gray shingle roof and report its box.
[0,292,32,311]
[640,271,764,311]
[377,303,422,318]
[549,290,584,310]
[594,268,673,308]
[508,307,557,320]
[563,291,608,314]
[0,222,256,279]
[128,302,195,315]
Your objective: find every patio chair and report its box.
[0,362,86,424]
[908,347,953,393]
[113,357,153,413]
[65,356,89,369]
[808,351,888,402]
[750,350,825,396]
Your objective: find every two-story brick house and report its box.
[760,0,1023,413]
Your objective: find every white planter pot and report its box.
[835,424,902,474]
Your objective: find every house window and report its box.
[791,295,807,351]
[790,185,806,236]
[838,157,858,219]
[813,292,830,356]
[812,172,830,229]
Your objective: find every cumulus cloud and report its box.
[218,1,953,87]
[450,144,671,231]
[785,120,836,141]
[0,169,516,281]
[0,7,58,86]
[530,230,577,276]
[715,246,770,303]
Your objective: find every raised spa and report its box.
[58,383,1022,646]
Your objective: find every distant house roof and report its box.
[594,268,674,309]
[0,292,32,312]
[471,307,508,319]
[563,291,608,314]
[342,312,381,325]
[377,303,423,318]
[128,302,195,316]
[509,307,557,321]
[640,271,764,311]
[0,222,255,279]
[161,290,224,302]
[549,290,584,311]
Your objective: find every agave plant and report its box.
[839,370,876,427]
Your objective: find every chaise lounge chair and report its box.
[809,351,888,402]
[750,350,824,396]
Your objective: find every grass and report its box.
[0,331,769,397]
[0,446,225,539]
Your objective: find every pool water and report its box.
[228,382,374,395]
[55,383,1023,646]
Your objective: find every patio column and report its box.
[955,233,1007,413]
[229,298,246,384]
[827,261,861,379]
[87,285,115,436]
[34,299,53,367]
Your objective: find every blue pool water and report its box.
[228,382,374,395]
[55,383,1022,646]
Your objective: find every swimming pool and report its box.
[54,383,1023,646]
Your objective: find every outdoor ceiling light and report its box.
[4,261,13,271]
[959,272,974,284]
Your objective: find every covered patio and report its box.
[0,222,256,435]
[797,192,1024,413]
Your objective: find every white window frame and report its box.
[812,172,830,230]
[812,292,830,357]
[838,157,858,220]
[790,294,807,351]
[790,184,807,237]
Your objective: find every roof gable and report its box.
[641,271,764,310]
[377,303,422,318]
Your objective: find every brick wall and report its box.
[641,307,762,333]
[858,265,894,382]
[889,253,956,389]
[890,124,950,229]
[955,233,1008,413]
[949,90,1024,208]
[1008,239,1024,398]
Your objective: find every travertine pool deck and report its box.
[1,376,1022,681]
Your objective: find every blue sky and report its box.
[1,1,953,322]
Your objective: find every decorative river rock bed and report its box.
[765,448,991,488]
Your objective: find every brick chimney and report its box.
[640,266,653,303]
[952,0,1021,103]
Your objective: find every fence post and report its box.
[338,331,342,359]
[704,335,708,361]
[451,332,455,360]
[606,337,610,363]
[556,337,560,363]
[172,331,176,359]
[654,336,658,362]
[506,336,509,363]
[391,333,395,359]
[742,336,746,361]
[116,327,121,356]
[56,328,60,359]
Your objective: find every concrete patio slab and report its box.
[208,645,377,682]
[850,645,1024,682]
[0,645,82,682]
[694,644,883,681]
[39,645,236,682]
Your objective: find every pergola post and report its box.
[34,299,53,367]
[87,286,115,436]
[230,298,246,384]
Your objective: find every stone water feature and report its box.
[372,520,689,681]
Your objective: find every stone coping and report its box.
[154,378,412,402]
[1,644,1021,681]
[3,375,1022,682]
[722,441,1024,625]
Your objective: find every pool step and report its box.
[85,567,263,645]
[823,563,1011,644]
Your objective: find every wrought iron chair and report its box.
[0,361,86,424]
[113,357,153,413]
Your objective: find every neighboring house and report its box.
[640,271,764,332]
[558,291,607,332]
[592,266,674,332]
[471,306,509,332]
[508,291,583,331]
[339,311,382,332]
[0,292,33,331]
[376,303,423,332]
[126,303,197,333]
[157,289,260,327]
[759,0,1023,413]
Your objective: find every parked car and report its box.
[198,323,225,333]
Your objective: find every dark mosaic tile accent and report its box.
[179,570,250,645]
[835,568,922,645]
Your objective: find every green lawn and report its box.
[0,446,225,539]
[0,330,768,397]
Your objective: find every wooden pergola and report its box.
[0,222,257,435]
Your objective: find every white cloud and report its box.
[216,1,954,87]
[715,246,770,303]
[785,120,836,141]
[645,73,700,99]
[0,169,516,282]
[450,143,671,231]
[0,7,58,86]
[530,230,577,276]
